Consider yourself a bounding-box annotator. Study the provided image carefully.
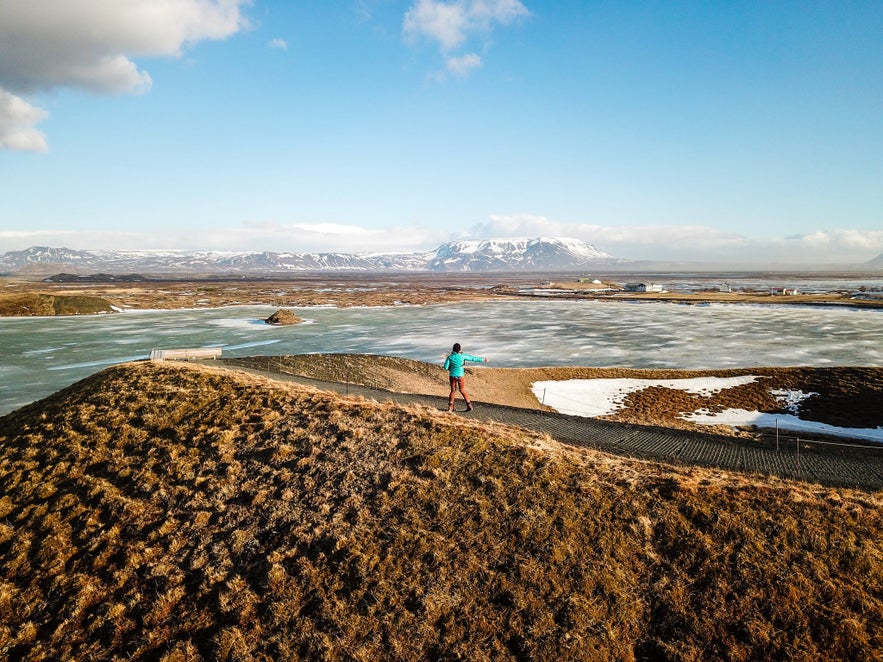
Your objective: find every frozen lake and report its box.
[2,299,882,416]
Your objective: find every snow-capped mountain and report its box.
[0,238,617,275]
[426,237,615,271]
[0,246,95,267]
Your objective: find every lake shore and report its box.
[2,272,882,315]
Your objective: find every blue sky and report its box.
[1,0,881,265]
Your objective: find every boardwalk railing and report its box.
[150,347,222,361]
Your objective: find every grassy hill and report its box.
[0,292,116,316]
[0,361,881,660]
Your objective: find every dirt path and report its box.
[216,358,883,491]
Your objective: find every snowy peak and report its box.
[427,237,614,271]
[2,246,94,265]
[0,238,617,274]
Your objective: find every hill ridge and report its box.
[0,237,618,274]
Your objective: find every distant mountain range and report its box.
[0,238,620,275]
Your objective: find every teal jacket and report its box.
[444,351,483,378]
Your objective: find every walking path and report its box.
[217,358,883,491]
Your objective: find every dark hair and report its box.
[452,343,461,352]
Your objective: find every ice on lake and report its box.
[1,299,882,416]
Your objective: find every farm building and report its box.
[624,282,664,293]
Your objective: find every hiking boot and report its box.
[465,403,473,412]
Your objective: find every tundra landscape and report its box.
[1,270,882,660]
[1,361,881,660]
[5,0,883,658]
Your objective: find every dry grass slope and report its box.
[0,362,881,661]
[0,292,115,316]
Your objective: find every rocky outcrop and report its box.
[264,309,303,325]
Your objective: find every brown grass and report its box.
[0,292,115,316]
[1,361,881,660]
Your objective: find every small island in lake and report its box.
[264,309,303,325]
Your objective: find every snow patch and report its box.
[531,376,758,416]
[683,409,883,443]
[770,388,818,415]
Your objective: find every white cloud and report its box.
[785,230,883,251]
[0,222,447,254]
[268,38,288,50]
[446,53,482,75]
[403,0,528,77]
[467,214,883,265]
[404,0,529,49]
[0,90,49,152]
[236,221,445,253]
[404,0,471,50]
[0,0,251,150]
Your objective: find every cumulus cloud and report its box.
[446,53,483,76]
[785,230,883,251]
[236,221,446,253]
[466,214,883,265]
[403,0,528,76]
[0,90,48,152]
[404,0,529,49]
[0,0,251,150]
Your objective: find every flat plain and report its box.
[2,271,882,315]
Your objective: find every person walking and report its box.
[443,342,488,412]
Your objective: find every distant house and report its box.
[624,282,664,293]
[769,287,799,296]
